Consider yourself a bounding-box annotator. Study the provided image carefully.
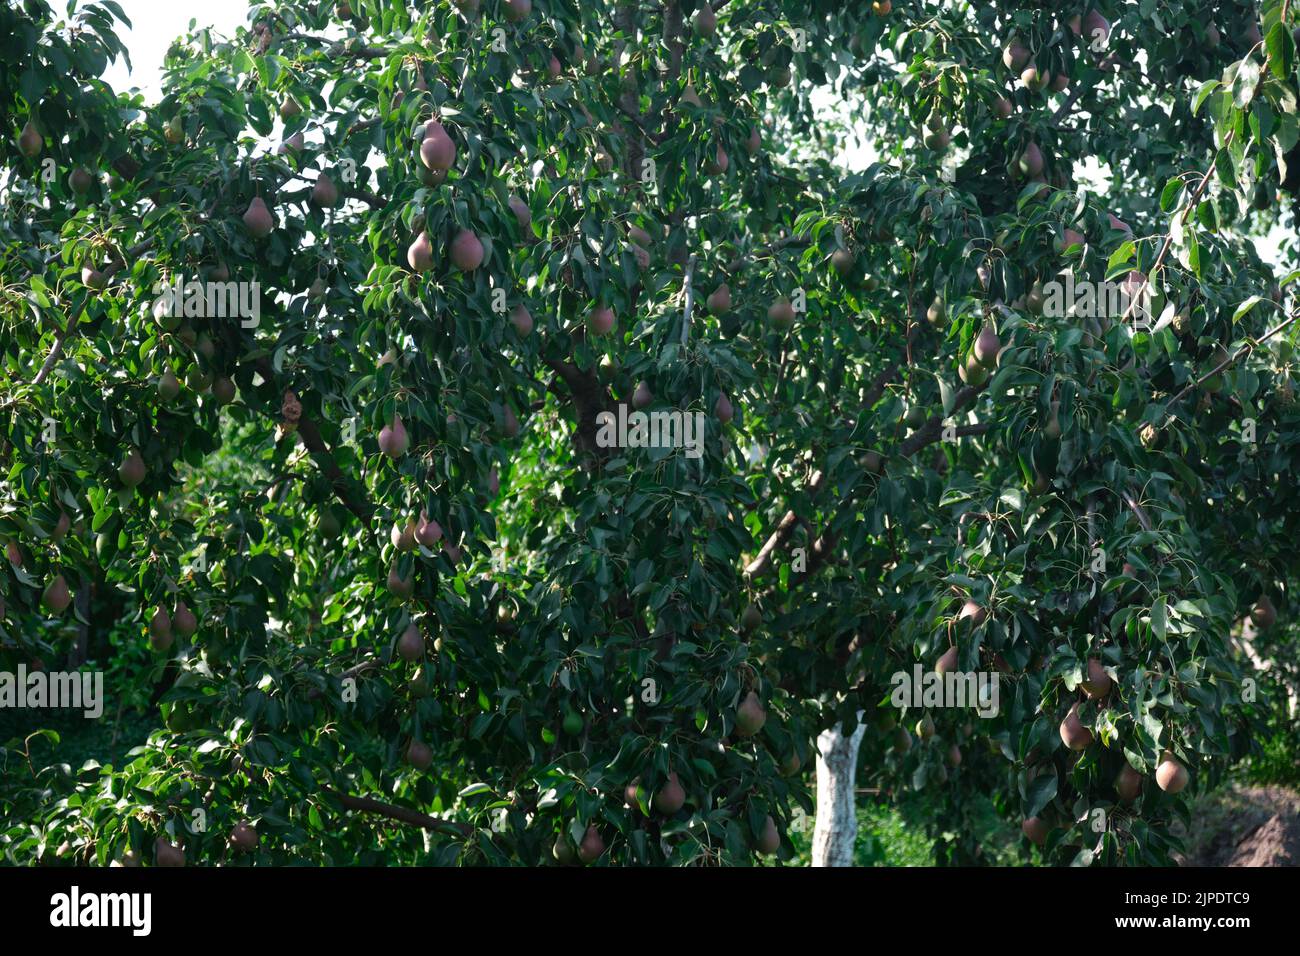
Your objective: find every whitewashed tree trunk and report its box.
[811,715,866,867]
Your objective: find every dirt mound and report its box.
[1180,785,1300,867]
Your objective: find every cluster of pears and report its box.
[957,324,1001,387]
[147,600,199,651]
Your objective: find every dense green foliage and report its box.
[1,0,1298,867]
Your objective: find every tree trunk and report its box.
[812,715,866,867]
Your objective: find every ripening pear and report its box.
[745,126,761,155]
[1250,595,1276,628]
[706,144,729,175]
[1156,753,1189,793]
[397,623,424,661]
[391,519,416,551]
[243,196,275,237]
[230,822,258,852]
[958,600,987,626]
[420,121,457,171]
[149,607,173,651]
[449,229,484,271]
[936,646,959,675]
[504,0,531,23]
[974,325,1001,366]
[17,119,42,157]
[831,248,857,278]
[632,381,653,410]
[1022,816,1048,846]
[577,825,605,864]
[993,97,1014,119]
[714,393,734,424]
[173,601,198,637]
[653,772,686,814]
[508,195,531,231]
[1017,142,1044,178]
[387,565,414,600]
[589,306,615,336]
[510,304,533,336]
[212,376,237,405]
[706,283,731,314]
[164,116,184,144]
[407,232,434,272]
[1080,658,1112,699]
[406,739,433,769]
[1115,763,1142,802]
[279,96,301,120]
[1002,38,1030,72]
[1059,702,1093,750]
[502,406,520,438]
[741,603,761,632]
[553,834,578,865]
[735,690,767,737]
[155,837,185,867]
[768,298,796,329]
[755,815,781,855]
[378,415,409,458]
[119,448,147,487]
[81,264,107,290]
[42,574,71,614]
[69,167,94,194]
[157,369,181,402]
[415,513,442,547]
[694,3,716,37]
[311,172,338,207]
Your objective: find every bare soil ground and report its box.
[1178,785,1300,866]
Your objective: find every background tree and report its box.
[1,0,1297,867]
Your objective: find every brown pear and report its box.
[406,739,433,769]
[936,645,959,675]
[508,195,531,231]
[653,772,686,814]
[706,283,731,314]
[149,607,173,651]
[714,393,734,423]
[755,815,781,855]
[694,3,717,36]
[229,821,258,852]
[388,565,413,600]
[577,825,605,864]
[420,120,456,171]
[449,229,484,271]
[155,837,185,867]
[243,196,275,237]
[1059,702,1093,751]
[397,622,424,661]
[311,172,338,208]
[173,601,198,637]
[1115,763,1142,802]
[119,448,146,487]
[1081,658,1112,699]
[69,167,94,194]
[378,415,409,457]
[1021,816,1048,846]
[510,304,533,336]
[42,575,71,614]
[589,306,615,336]
[407,232,434,272]
[17,119,42,157]
[1155,753,1189,793]
[768,298,796,329]
[735,690,767,737]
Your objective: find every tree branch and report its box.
[320,788,474,837]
